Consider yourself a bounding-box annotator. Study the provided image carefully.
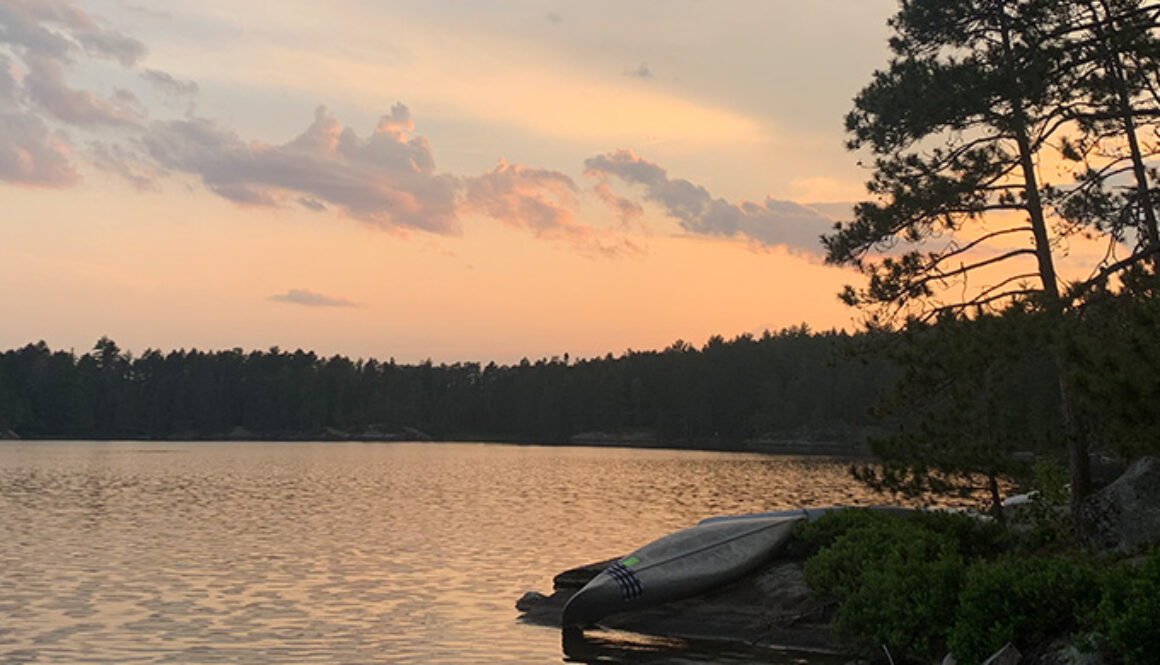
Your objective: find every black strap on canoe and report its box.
[606,561,644,601]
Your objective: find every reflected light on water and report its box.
[0,441,890,664]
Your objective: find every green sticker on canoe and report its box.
[621,556,639,567]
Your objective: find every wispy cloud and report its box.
[0,0,186,186]
[585,149,833,255]
[0,107,78,187]
[140,69,198,98]
[624,63,653,79]
[270,289,358,308]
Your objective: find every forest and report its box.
[0,329,906,447]
[0,327,1064,450]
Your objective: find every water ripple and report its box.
[0,441,885,664]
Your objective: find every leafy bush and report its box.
[903,509,1011,559]
[1097,549,1160,664]
[804,517,966,662]
[1009,458,1074,551]
[790,507,1009,561]
[788,507,892,559]
[947,555,1100,664]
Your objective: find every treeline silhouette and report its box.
[0,328,915,447]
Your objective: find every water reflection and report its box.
[562,628,849,664]
[0,442,887,664]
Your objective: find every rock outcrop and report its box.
[1080,456,1160,553]
[517,557,838,654]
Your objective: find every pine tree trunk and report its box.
[999,5,1093,517]
[1092,0,1160,253]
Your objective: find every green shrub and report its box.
[1098,549,1160,664]
[805,517,966,662]
[788,508,892,559]
[790,507,1009,561]
[1009,458,1074,551]
[903,509,1012,559]
[948,555,1101,664]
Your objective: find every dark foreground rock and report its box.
[1027,638,1104,665]
[517,557,840,655]
[1080,456,1160,553]
[981,643,1021,665]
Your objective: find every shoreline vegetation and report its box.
[0,427,873,458]
[527,476,1160,665]
[0,330,1041,455]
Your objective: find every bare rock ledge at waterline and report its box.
[516,556,841,655]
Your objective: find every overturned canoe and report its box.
[561,515,800,627]
[697,504,916,526]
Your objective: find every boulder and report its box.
[1080,456,1160,553]
[1029,638,1104,665]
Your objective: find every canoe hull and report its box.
[561,515,800,627]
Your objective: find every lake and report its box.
[0,441,884,664]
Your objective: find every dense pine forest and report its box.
[0,327,1066,451]
[0,329,881,446]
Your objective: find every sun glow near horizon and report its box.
[0,0,899,363]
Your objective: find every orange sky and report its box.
[0,1,922,363]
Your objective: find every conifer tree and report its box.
[822,0,1146,512]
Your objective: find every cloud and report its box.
[466,159,576,235]
[270,289,358,308]
[0,4,639,253]
[143,105,462,234]
[89,139,160,190]
[584,149,834,254]
[804,201,855,223]
[0,0,145,66]
[297,196,327,212]
[624,63,653,79]
[0,0,152,184]
[140,69,198,98]
[24,54,144,126]
[592,180,643,228]
[465,158,638,256]
[0,55,75,187]
[545,11,562,24]
[140,105,631,252]
[0,110,78,186]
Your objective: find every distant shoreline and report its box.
[0,435,873,458]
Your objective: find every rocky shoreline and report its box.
[518,555,849,662]
[519,459,1160,665]
[518,551,1093,665]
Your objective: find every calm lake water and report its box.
[0,441,884,664]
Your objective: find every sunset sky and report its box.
[0,0,907,363]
